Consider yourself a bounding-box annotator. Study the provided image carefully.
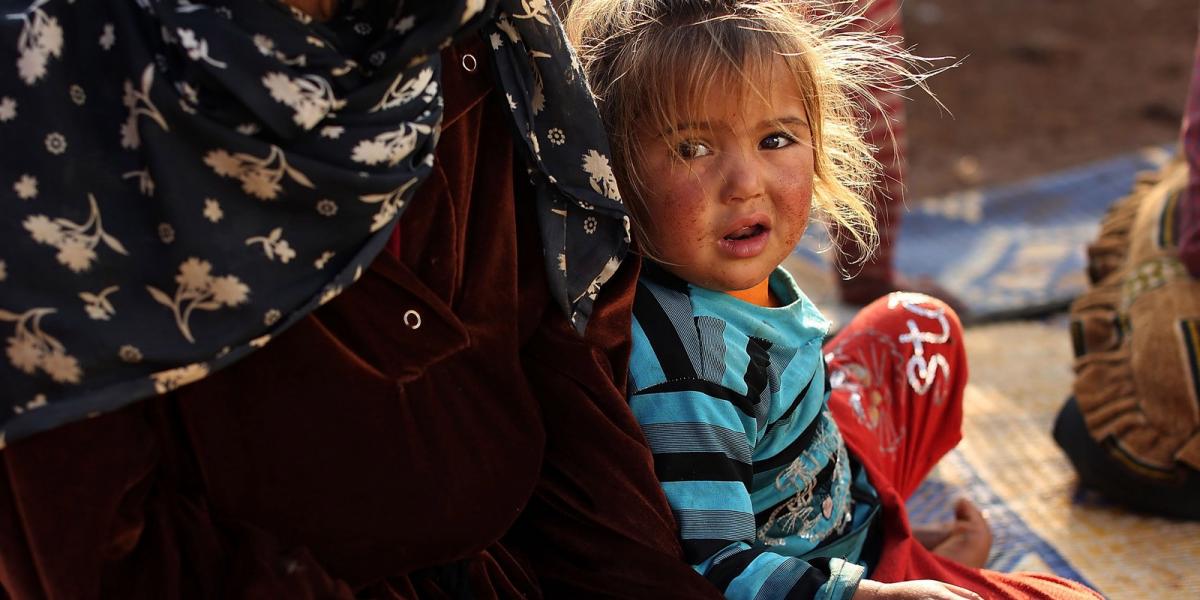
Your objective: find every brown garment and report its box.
[1071,156,1200,479]
[0,36,720,600]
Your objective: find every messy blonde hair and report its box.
[565,0,942,265]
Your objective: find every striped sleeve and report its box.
[630,384,864,600]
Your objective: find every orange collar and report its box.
[726,277,778,307]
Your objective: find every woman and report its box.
[0,1,719,596]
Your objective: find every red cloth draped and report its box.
[827,295,1101,599]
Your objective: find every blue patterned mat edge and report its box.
[907,451,1098,593]
[795,146,1174,323]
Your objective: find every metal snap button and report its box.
[403,309,422,330]
[461,53,477,72]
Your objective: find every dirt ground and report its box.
[903,0,1199,199]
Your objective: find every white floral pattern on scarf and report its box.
[0,0,629,448]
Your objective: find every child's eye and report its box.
[760,132,797,150]
[677,141,712,159]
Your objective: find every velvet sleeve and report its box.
[0,400,355,600]
[509,254,726,599]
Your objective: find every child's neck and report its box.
[726,277,779,307]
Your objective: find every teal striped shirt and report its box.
[630,266,879,600]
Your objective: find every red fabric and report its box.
[825,295,1102,599]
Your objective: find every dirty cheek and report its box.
[781,201,811,248]
[779,177,814,248]
[656,182,708,243]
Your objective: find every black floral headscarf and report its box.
[0,0,629,446]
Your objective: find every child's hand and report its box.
[853,579,983,600]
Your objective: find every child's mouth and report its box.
[725,224,765,241]
[718,223,770,258]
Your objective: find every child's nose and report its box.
[721,151,766,203]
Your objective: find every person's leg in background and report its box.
[835,1,965,313]
[1053,396,1200,520]
[835,0,908,306]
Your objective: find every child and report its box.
[565,1,1103,599]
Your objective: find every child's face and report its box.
[634,63,814,292]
